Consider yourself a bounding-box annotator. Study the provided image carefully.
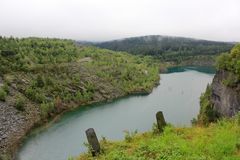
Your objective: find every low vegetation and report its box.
[216,44,240,86]
[77,115,240,160]
[216,44,240,72]
[0,87,7,101]
[198,85,219,125]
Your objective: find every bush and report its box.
[67,157,74,160]
[25,87,45,103]
[2,83,9,93]
[15,95,25,111]
[0,87,7,101]
[191,118,198,126]
[35,92,46,103]
[124,130,138,142]
[40,102,54,119]
[216,44,240,75]
[152,123,159,135]
[237,112,240,125]
[25,87,36,100]
[36,75,44,88]
[198,85,219,125]
[0,154,11,160]
[222,72,239,87]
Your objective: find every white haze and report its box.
[0,0,240,42]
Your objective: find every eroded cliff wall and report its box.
[211,70,240,117]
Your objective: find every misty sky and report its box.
[0,0,240,42]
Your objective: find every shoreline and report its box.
[4,63,214,160]
[13,82,159,160]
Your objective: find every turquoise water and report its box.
[17,67,215,160]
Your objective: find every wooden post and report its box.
[156,111,166,133]
[85,128,100,156]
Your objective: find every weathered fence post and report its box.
[156,111,166,133]
[85,128,100,156]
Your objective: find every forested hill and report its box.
[93,35,234,62]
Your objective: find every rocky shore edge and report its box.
[0,79,159,160]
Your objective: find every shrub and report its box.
[0,154,11,160]
[216,44,240,75]
[222,73,239,87]
[75,91,83,101]
[25,87,36,100]
[54,96,63,110]
[2,83,9,93]
[237,112,240,125]
[45,77,54,86]
[35,92,46,103]
[67,157,74,160]
[40,102,55,119]
[124,130,138,143]
[15,95,25,111]
[36,75,44,87]
[25,87,45,103]
[152,123,159,135]
[0,87,7,101]
[191,118,198,126]
[198,84,219,125]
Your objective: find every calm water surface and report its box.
[17,66,215,160]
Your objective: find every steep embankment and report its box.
[211,70,240,117]
[198,44,240,124]
[0,37,160,159]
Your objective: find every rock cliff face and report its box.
[211,70,240,117]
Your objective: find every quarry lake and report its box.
[17,66,215,160]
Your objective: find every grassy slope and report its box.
[77,117,240,160]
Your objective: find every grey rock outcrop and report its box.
[0,102,26,157]
[211,70,240,117]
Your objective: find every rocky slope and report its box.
[211,70,240,117]
[0,102,39,160]
[0,71,136,159]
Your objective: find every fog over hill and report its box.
[82,35,235,63]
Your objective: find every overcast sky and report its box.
[0,0,240,42]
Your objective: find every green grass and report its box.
[76,116,240,160]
